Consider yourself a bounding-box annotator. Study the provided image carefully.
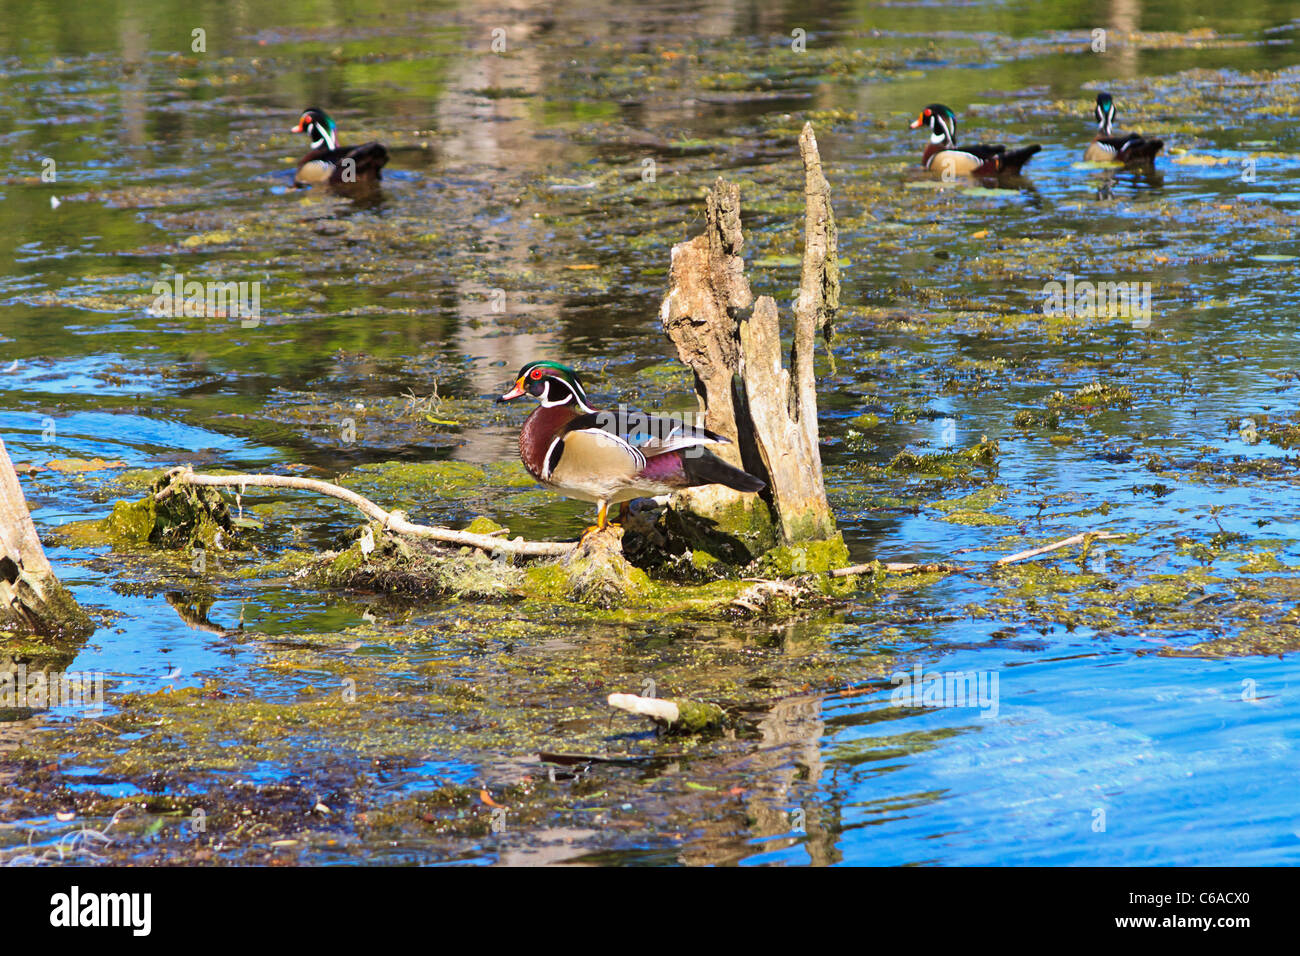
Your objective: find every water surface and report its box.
[2,0,1300,865]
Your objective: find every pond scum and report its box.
[3,12,1300,865]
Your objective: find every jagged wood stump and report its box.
[0,436,93,637]
[658,123,842,560]
[658,178,773,561]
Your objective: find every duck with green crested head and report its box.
[909,103,1041,178]
[291,107,389,187]
[498,361,765,533]
[1085,93,1163,165]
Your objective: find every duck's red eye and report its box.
[924,109,931,117]
[530,368,543,380]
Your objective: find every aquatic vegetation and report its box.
[2,1,1300,867]
[888,438,999,478]
[99,475,243,552]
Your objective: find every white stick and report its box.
[829,531,1129,577]
[607,693,680,725]
[993,531,1126,567]
[155,467,576,557]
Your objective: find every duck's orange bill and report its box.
[292,116,308,133]
[498,378,527,402]
[909,115,924,129]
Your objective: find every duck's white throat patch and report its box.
[311,123,336,152]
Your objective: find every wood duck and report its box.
[291,108,389,187]
[909,104,1041,177]
[1084,93,1163,165]
[497,360,765,532]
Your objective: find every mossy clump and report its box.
[889,438,999,477]
[317,522,521,599]
[1264,415,1300,450]
[99,475,241,551]
[522,562,569,601]
[99,497,156,545]
[1125,577,1194,606]
[931,485,1009,513]
[1047,382,1133,414]
[1011,384,1131,433]
[753,536,851,577]
[557,529,653,608]
[463,516,505,536]
[1235,551,1289,574]
[941,511,1016,526]
[1013,409,1060,429]
[669,699,728,734]
[690,549,722,572]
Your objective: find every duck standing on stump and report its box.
[1084,93,1163,165]
[291,108,389,187]
[909,103,1041,178]
[498,361,765,534]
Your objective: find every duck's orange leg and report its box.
[581,500,610,542]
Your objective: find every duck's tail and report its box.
[681,449,765,493]
[1119,138,1163,164]
[998,144,1041,174]
[339,142,389,182]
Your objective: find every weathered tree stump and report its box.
[658,178,775,560]
[0,436,93,637]
[659,123,841,556]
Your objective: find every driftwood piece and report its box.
[0,437,93,636]
[659,122,839,547]
[992,531,1127,567]
[607,693,727,733]
[156,468,575,557]
[829,530,1130,578]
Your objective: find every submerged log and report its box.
[660,123,841,552]
[0,436,93,637]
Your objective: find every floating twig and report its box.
[829,530,1129,578]
[830,561,965,577]
[992,531,1127,567]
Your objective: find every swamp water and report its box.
[1,0,1300,864]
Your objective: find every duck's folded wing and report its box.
[546,426,646,483]
[342,142,389,177]
[631,415,729,456]
[1097,134,1141,151]
[566,409,728,457]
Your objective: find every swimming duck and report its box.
[1084,93,1163,165]
[909,103,1041,178]
[291,108,389,187]
[497,361,765,532]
